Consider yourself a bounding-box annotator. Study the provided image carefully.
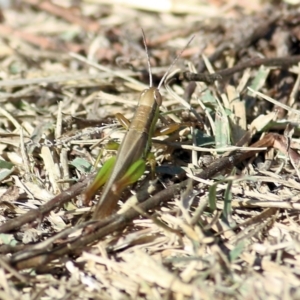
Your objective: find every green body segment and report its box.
[88,87,162,219]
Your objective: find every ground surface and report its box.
[0,0,300,299]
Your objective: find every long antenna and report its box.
[157,35,195,90]
[141,29,153,88]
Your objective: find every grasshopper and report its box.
[85,31,193,219]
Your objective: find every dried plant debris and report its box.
[1,1,300,299]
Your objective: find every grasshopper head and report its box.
[140,87,162,106]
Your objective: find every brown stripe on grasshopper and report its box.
[85,31,194,219]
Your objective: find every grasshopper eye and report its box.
[154,90,162,106]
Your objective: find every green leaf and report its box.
[0,160,14,182]
[0,160,14,169]
[194,130,215,147]
[215,110,230,153]
[201,89,217,110]
[70,157,92,173]
[248,66,270,96]
[229,241,245,262]
[106,141,120,151]
[0,169,14,182]
[222,178,233,225]
[64,201,77,211]
[0,233,18,246]
[208,183,217,212]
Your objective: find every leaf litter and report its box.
[0,0,300,299]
